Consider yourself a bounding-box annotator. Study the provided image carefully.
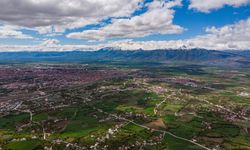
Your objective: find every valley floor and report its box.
[0,63,249,150]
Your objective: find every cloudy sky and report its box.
[0,0,250,51]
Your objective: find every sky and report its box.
[0,0,250,51]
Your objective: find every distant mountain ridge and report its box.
[226,50,250,58]
[0,48,249,65]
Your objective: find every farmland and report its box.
[0,63,249,150]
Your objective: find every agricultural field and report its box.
[0,64,249,150]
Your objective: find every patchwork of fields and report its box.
[0,64,249,150]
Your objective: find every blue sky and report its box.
[0,0,249,51]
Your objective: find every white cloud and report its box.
[105,39,185,50]
[0,0,143,33]
[45,33,63,37]
[0,25,32,39]
[106,18,250,50]
[0,45,98,52]
[41,39,60,46]
[76,17,250,50]
[0,39,99,52]
[1,18,250,51]
[187,18,250,50]
[67,0,184,40]
[109,18,250,50]
[189,0,250,13]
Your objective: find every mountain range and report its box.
[0,48,249,66]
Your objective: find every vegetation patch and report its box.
[4,140,43,150]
